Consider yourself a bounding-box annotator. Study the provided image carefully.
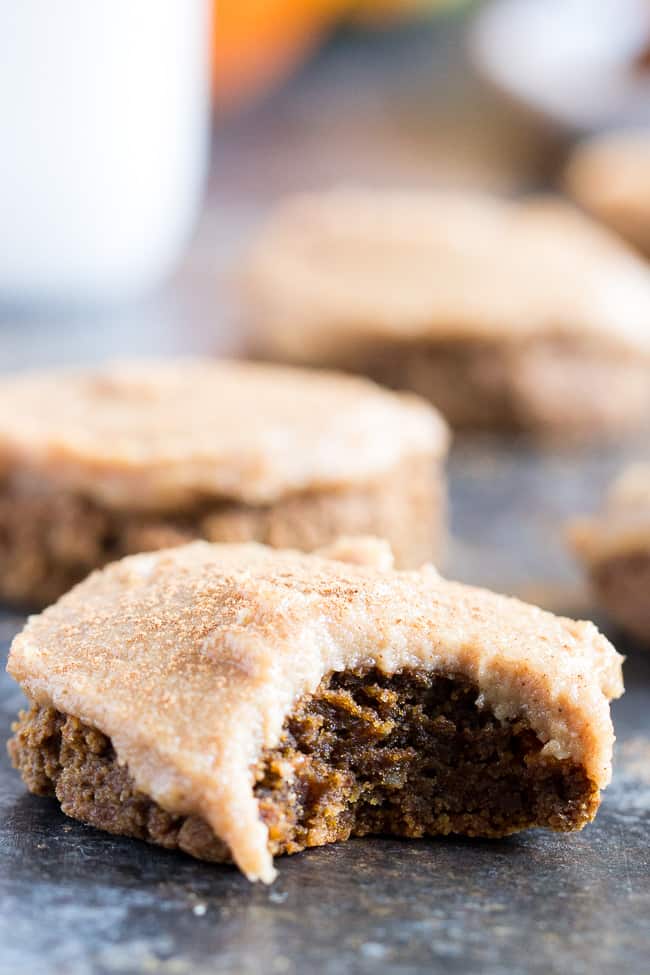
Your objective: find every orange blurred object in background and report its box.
[212,0,457,110]
[212,0,348,111]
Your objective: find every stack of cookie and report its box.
[7,177,650,882]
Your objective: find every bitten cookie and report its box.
[8,538,623,882]
[564,130,650,258]
[0,359,447,608]
[242,188,650,436]
[570,464,650,644]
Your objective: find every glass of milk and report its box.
[0,0,212,305]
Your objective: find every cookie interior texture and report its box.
[0,453,441,609]
[10,668,599,866]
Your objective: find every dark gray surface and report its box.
[1,20,649,975]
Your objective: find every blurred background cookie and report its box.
[243,187,650,437]
[564,130,650,258]
[0,359,447,608]
[570,464,650,645]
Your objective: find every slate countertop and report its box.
[1,20,649,975]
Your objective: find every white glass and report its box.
[0,0,211,304]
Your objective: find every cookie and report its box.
[570,464,650,644]
[243,188,650,436]
[0,358,447,608]
[8,538,623,882]
[564,130,650,258]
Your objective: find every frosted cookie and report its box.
[8,538,623,883]
[242,188,650,435]
[0,358,447,608]
[570,464,650,644]
[564,131,650,258]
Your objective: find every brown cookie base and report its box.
[9,668,600,867]
[260,338,650,436]
[590,552,650,645]
[0,453,443,610]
